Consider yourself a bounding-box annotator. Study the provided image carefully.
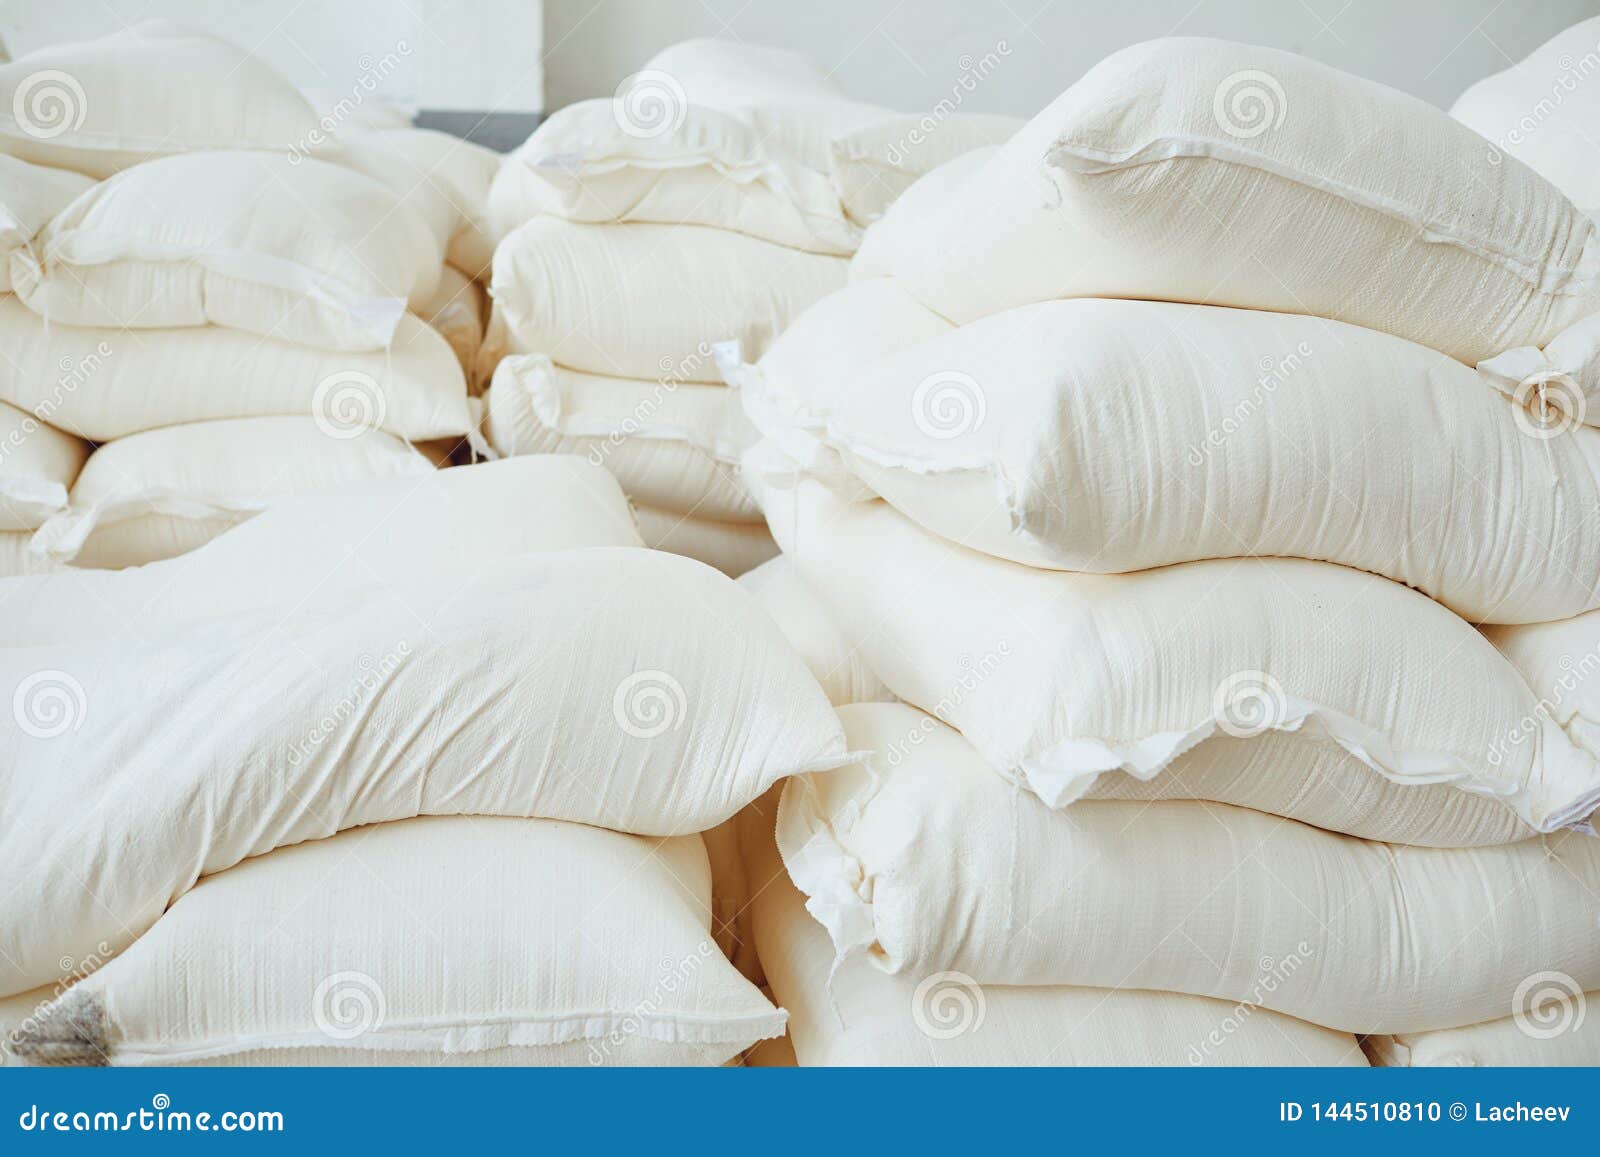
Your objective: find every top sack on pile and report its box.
[11,150,441,350]
[0,22,325,178]
[490,39,875,255]
[1451,17,1600,214]
[857,37,1600,369]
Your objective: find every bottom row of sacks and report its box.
[729,704,1600,1067]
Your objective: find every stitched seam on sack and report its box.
[1049,135,1598,295]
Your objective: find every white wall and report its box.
[0,0,543,111]
[543,0,1600,113]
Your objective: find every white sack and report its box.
[633,503,778,577]
[0,22,322,178]
[1485,611,1600,762]
[859,38,1600,368]
[0,155,92,291]
[779,703,1600,1035]
[829,112,1021,224]
[777,295,1600,625]
[0,530,55,578]
[0,456,640,646]
[491,100,859,255]
[32,417,434,569]
[746,773,1363,1066]
[333,127,500,278]
[1366,993,1600,1067]
[483,353,760,521]
[0,399,86,531]
[491,218,846,381]
[0,297,468,441]
[10,816,783,1066]
[1451,17,1600,213]
[752,471,1592,841]
[0,546,848,994]
[417,265,486,383]
[738,556,893,707]
[13,151,441,350]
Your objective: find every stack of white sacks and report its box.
[0,457,850,1065]
[730,36,1600,1065]
[0,22,501,573]
[479,40,1016,577]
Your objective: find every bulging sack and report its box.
[0,22,323,178]
[779,703,1600,1035]
[331,128,501,279]
[861,38,1600,366]
[31,417,435,569]
[632,504,778,578]
[0,297,467,441]
[490,100,860,255]
[10,816,784,1066]
[829,112,1020,225]
[483,353,760,522]
[0,400,86,532]
[490,218,846,381]
[738,557,893,707]
[12,151,441,350]
[785,295,1600,624]
[1451,17,1600,213]
[755,472,1597,840]
[745,773,1363,1066]
[0,547,848,994]
[0,156,92,292]
[0,456,641,647]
